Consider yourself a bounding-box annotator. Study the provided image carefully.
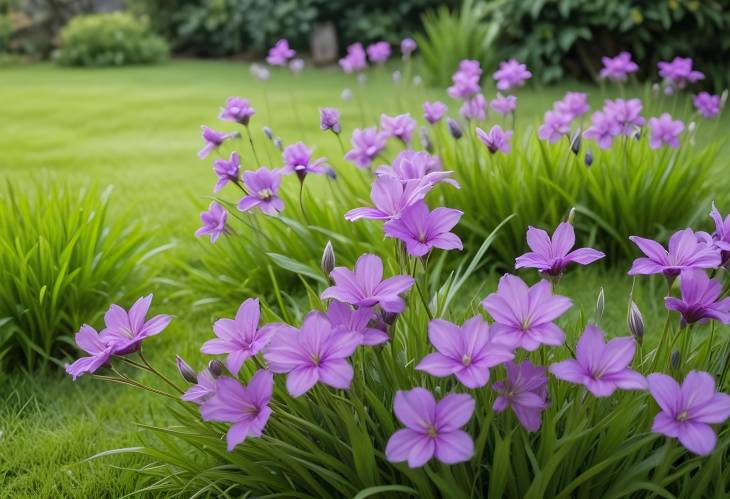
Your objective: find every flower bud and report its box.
[663,85,674,96]
[357,73,367,86]
[595,287,605,324]
[570,129,582,155]
[584,149,593,167]
[263,126,273,141]
[392,70,402,82]
[721,89,728,110]
[628,301,644,345]
[688,121,696,133]
[321,240,336,277]
[419,126,433,153]
[567,207,576,225]
[413,75,422,86]
[208,359,225,377]
[670,350,681,372]
[651,83,660,98]
[176,355,198,384]
[447,118,462,140]
[274,137,283,151]
[341,88,352,102]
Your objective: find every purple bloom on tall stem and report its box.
[600,52,638,82]
[492,360,548,432]
[339,43,368,73]
[345,127,388,168]
[460,94,487,121]
[264,312,360,397]
[709,203,730,264]
[321,253,415,313]
[628,228,721,279]
[385,388,475,468]
[693,92,721,119]
[665,269,730,325]
[423,101,448,124]
[515,222,605,276]
[538,110,571,144]
[200,370,274,451]
[383,201,463,257]
[266,39,295,66]
[555,92,589,121]
[219,97,256,126]
[583,110,621,149]
[448,61,481,100]
[100,295,172,355]
[380,113,417,144]
[238,167,284,216]
[65,325,116,380]
[182,368,217,404]
[401,38,417,57]
[648,371,730,455]
[196,201,229,243]
[282,142,327,180]
[376,150,458,189]
[198,126,235,159]
[320,108,341,133]
[493,59,531,91]
[482,275,571,351]
[213,151,240,192]
[326,301,389,346]
[289,58,304,73]
[476,125,512,154]
[366,41,391,63]
[604,98,644,135]
[658,57,704,89]
[416,317,513,388]
[490,94,517,116]
[549,325,646,397]
[345,176,431,222]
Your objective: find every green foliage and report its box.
[56,13,168,67]
[0,14,13,52]
[0,181,161,370]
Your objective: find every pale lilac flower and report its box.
[658,57,704,89]
[196,201,229,243]
[381,113,417,144]
[266,39,295,66]
[476,125,512,154]
[492,360,548,432]
[460,94,487,121]
[648,371,730,455]
[423,101,448,124]
[250,63,270,81]
[600,52,639,82]
[282,142,327,180]
[320,108,341,133]
[100,295,172,355]
[709,203,730,264]
[386,388,474,467]
[376,150,458,188]
[201,370,274,451]
[583,111,621,149]
[383,201,463,257]
[367,41,391,63]
[219,97,256,126]
[182,368,217,404]
[321,253,415,313]
[238,167,284,215]
[345,127,388,168]
[457,59,482,78]
[65,325,116,380]
[665,269,730,325]
[550,325,646,397]
[555,92,590,121]
[289,58,304,73]
[604,98,644,135]
[493,59,531,91]
[264,312,360,397]
[198,126,235,159]
[448,61,481,100]
[538,110,571,144]
[490,94,517,115]
[326,301,389,346]
[401,38,417,57]
[417,317,513,388]
[515,222,605,276]
[628,228,721,278]
[345,175,431,222]
[482,275,571,351]
[213,151,240,192]
[694,92,721,119]
[339,43,368,73]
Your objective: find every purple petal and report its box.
[677,422,717,455]
[551,222,576,257]
[318,359,354,389]
[629,236,668,264]
[565,247,605,265]
[427,319,462,358]
[386,428,426,464]
[549,359,586,385]
[435,393,475,432]
[648,373,681,415]
[525,226,552,256]
[416,352,460,377]
[691,393,730,424]
[434,430,474,464]
[286,366,319,397]
[394,388,436,429]
[226,420,253,451]
[652,411,681,438]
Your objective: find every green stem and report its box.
[245,125,262,166]
[139,349,185,394]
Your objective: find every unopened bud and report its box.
[570,129,582,155]
[567,207,576,225]
[413,75,422,86]
[392,70,402,82]
[274,137,283,151]
[663,85,674,96]
[176,355,198,384]
[721,89,728,109]
[357,73,367,86]
[263,126,273,141]
[595,287,605,324]
[651,83,660,97]
[447,118,462,139]
[688,121,696,133]
[419,126,433,153]
[670,350,681,371]
[321,240,335,276]
[208,359,225,377]
[628,301,644,344]
[584,149,593,167]
[341,88,352,102]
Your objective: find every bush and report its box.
[56,12,168,67]
[0,181,160,370]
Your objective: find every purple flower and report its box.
[383,201,463,257]
[658,57,704,89]
[401,38,417,57]
[490,94,517,115]
[386,388,474,468]
[212,151,240,192]
[219,97,256,126]
[320,107,341,133]
[198,126,235,159]
[456,59,482,78]
[423,101,447,124]
[459,94,487,121]
[555,92,590,121]
[182,368,217,404]
[550,325,646,397]
[710,203,730,264]
[448,61,481,100]
[366,41,391,63]
[282,142,327,180]
[648,371,730,455]
[492,360,548,432]
[583,111,621,149]
[515,222,605,276]
[196,201,229,243]
[416,317,513,388]
[482,275,571,351]
[665,269,730,325]
[537,110,571,144]
[266,39,295,66]
[694,92,721,119]
[345,176,431,222]
[289,58,304,73]
[493,59,531,91]
[321,253,415,313]
[201,298,281,375]
[326,301,389,346]
[380,113,417,144]
[238,167,284,216]
[250,63,270,81]
[476,125,512,154]
[339,43,367,73]
[345,127,388,168]
[628,228,721,278]
[264,312,360,397]
[604,98,644,135]
[376,150,458,189]
[65,325,116,380]
[100,295,172,355]
[200,370,273,451]
[600,52,638,82]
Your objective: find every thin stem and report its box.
[335,132,347,156]
[93,374,179,400]
[139,349,185,394]
[245,126,262,166]
[298,180,310,224]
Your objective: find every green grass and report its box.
[0,60,727,497]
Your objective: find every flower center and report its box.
[310,353,321,366]
[259,188,273,201]
[462,354,471,367]
[426,424,438,438]
[677,410,689,422]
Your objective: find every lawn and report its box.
[0,60,727,497]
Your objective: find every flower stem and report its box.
[245,125,262,166]
[138,349,185,394]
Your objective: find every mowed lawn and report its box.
[0,60,727,497]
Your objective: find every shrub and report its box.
[0,181,161,370]
[56,13,168,67]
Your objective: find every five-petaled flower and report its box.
[492,360,549,432]
[664,269,730,325]
[196,201,229,243]
[383,200,463,257]
[100,294,172,355]
[515,222,605,276]
[628,228,721,279]
[238,167,284,215]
